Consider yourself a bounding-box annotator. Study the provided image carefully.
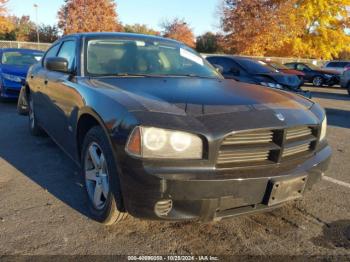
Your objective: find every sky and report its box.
[6,0,221,36]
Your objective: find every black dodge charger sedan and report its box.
[24,33,331,225]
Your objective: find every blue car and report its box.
[0,48,44,100]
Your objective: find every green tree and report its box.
[28,24,59,43]
[123,23,159,35]
[196,32,222,53]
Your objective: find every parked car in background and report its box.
[340,69,350,96]
[284,62,340,87]
[0,48,44,100]
[25,33,330,225]
[323,61,350,74]
[264,60,305,83]
[205,55,310,98]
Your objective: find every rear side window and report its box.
[206,57,218,65]
[57,40,76,71]
[296,64,308,71]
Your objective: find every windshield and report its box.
[2,51,43,66]
[236,59,277,74]
[305,63,320,70]
[268,61,289,70]
[86,39,221,78]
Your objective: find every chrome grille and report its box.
[217,126,319,168]
[283,144,311,157]
[221,130,273,145]
[286,127,312,140]
[217,130,275,167]
[217,150,270,164]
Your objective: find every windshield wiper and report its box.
[93,73,154,78]
[165,74,218,79]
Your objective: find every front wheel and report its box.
[28,94,45,136]
[312,76,324,87]
[17,87,29,115]
[81,126,128,225]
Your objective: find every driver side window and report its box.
[43,44,60,67]
[57,40,76,72]
[297,64,308,71]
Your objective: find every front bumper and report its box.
[119,145,331,222]
[324,75,340,86]
[0,81,22,99]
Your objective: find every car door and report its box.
[43,39,79,155]
[296,64,313,81]
[34,43,61,126]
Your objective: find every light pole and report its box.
[33,4,40,43]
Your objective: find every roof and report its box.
[204,54,256,62]
[0,48,44,53]
[59,32,181,45]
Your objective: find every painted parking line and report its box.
[323,176,350,189]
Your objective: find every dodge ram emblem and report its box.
[276,113,285,121]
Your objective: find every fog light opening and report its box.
[154,199,173,217]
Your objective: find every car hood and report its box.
[84,77,320,133]
[255,72,301,87]
[0,64,29,78]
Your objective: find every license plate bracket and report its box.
[267,176,307,206]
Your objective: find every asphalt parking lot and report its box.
[0,86,349,257]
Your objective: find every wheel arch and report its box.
[76,108,127,212]
[76,108,114,161]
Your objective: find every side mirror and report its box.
[45,57,69,73]
[213,64,224,74]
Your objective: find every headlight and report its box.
[260,82,283,89]
[319,116,327,141]
[2,73,22,83]
[125,126,203,159]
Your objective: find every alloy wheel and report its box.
[313,77,323,87]
[84,142,110,210]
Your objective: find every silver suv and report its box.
[340,69,350,96]
[323,61,350,74]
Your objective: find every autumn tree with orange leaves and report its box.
[58,0,122,35]
[221,0,350,59]
[161,18,195,48]
[0,0,14,34]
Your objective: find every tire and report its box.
[28,94,45,136]
[81,126,128,225]
[312,76,324,87]
[17,87,29,115]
